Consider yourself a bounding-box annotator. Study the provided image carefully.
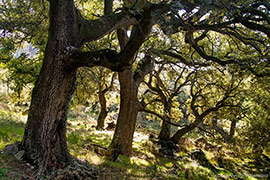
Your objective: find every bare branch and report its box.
[140,109,188,128]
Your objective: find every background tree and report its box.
[142,64,192,141]
[240,76,270,155]
[75,67,116,130]
[171,67,244,143]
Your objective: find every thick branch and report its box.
[78,11,137,43]
[249,67,270,78]
[134,55,154,85]
[186,32,238,66]
[151,49,210,67]
[141,109,187,128]
[69,49,124,71]
[118,7,153,65]
[237,17,270,38]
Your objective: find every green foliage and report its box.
[239,77,270,152]
[0,167,10,180]
[0,0,48,101]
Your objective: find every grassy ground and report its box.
[0,105,269,180]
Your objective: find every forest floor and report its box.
[0,104,270,180]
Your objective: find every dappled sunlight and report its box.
[1,105,270,179]
[95,130,114,136]
[133,132,149,143]
[79,151,104,165]
[130,157,151,167]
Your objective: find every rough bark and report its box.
[20,0,171,174]
[158,103,172,141]
[109,67,139,158]
[149,74,173,141]
[109,6,153,159]
[104,0,113,16]
[22,0,78,174]
[109,54,154,158]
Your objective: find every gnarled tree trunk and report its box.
[19,0,151,176]
[158,104,172,141]
[22,0,79,173]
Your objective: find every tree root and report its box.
[45,159,99,180]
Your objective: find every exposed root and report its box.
[46,159,99,180]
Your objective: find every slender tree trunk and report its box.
[211,119,234,143]
[158,104,172,141]
[229,119,237,137]
[109,66,139,158]
[96,89,108,130]
[22,0,79,173]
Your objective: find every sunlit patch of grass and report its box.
[177,151,188,157]
[133,140,148,153]
[0,110,25,149]
[1,98,268,180]
[130,157,152,168]
[203,150,217,166]
[100,155,156,179]
[77,151,104,165]
[132,132,155,160]
[67,131,86,150]
[87,132,112,147]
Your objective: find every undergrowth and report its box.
[0,106,269,179]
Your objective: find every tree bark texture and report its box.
[109,67,139,157]
[20,0,163,173]
[22,0,79,173]
[109,7,153,158]
[158,94,173,141]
